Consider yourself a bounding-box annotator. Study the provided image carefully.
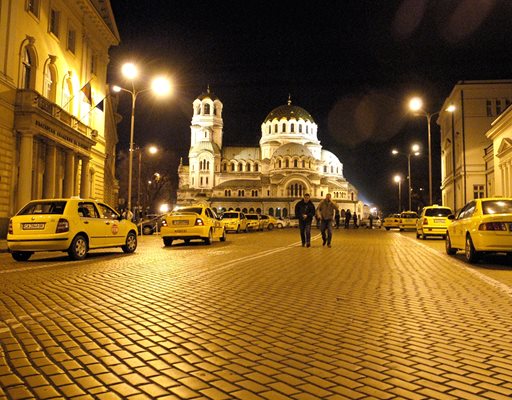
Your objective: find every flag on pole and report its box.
[81,81,92,104]
[94,98,104,112]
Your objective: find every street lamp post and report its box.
[409,97,456,206]
[136,145,158,216]
[394,175,402,212]
[392,144,420,211]
[113,63,171,216]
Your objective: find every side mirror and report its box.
[448,214,455,220]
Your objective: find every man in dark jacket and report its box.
[295,193,316,247]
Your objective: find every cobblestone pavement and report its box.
[1,229,512,399]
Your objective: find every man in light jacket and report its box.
[316,193,339,247]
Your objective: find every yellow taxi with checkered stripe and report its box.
[7,198,138,261]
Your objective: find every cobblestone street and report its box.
[1,229,512,399]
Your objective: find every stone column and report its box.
[62,151,75,197]
[80,157,90,198]
[17,132,34,209]
[43,143,57,198]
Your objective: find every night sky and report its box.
[108,0,512,213]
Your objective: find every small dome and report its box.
[264,98,314,123]
[196,85,219,101]
[272,143,313,158]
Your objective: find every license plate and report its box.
[173,220,188,225]
[434,219,445,223]
[22,223,46,230]
[174,229,186,233]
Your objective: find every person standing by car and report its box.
[344,209,351,229]
[295,193,316,247]
[316,193,339,247]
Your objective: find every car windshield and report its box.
[401,213,418,218]
[221,212,239,219]
[482,200,512,215]
[18,201,67,215]
[173,207,202,215]
[246,215,258,220]
[425,208,451,217]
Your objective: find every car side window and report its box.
[98,203,119,219]
[78,202,100,218]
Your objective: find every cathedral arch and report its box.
[293,159,298,168]
[287,182,305,197]
[204,103,210,115]
[268,207,274,216]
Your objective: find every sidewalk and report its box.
[0,239,7,252]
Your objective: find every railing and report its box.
[16,89,96,140]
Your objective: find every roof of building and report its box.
[272,143,314,158]
[264,98,315,123]
[196,85,220,101]
[216,179,262,188]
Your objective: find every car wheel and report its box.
[142,226,153,235]
[236,225,240,233]
[416,231,420,239]
[204,229,213,245]
[11,251,32,261]
[445,234,457,255]
[464,235,479,263]
[220,229,226,242]
[267,223,274,231]
[163,237,173,247]
[122,232,137,253]
[68,234,88,260]
[421,232,426,240]
[184,239,191,244]
[385,227,390,231]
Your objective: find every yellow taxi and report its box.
[7,198,138,261]
[220,211,248,233]
[245,213,264,231]
[399,211,419,231]
[383,214,401,230]
[161,205,226,246]
[445,197,512,263]
[259,214,283,230]
[416,205,453,240]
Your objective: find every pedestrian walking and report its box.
[353,212,358,228]
[295,193,316,247]
[344,209,351,229]
[369,214,373,229]
[335,209,340,229]
[316,193,339,247]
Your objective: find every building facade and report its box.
[0,0,120,235]
[438,80,512,211]
[177,89,363,217]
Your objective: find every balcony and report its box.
[15,89,98,141]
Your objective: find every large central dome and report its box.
[264,99,314,123]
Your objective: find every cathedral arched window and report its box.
[302,160,305,168]
[246,163,251,172]
[207,161,210,170]
[268,207,274,216]
[238,190,245,197]
[278,160,282,168]
[255,163,259,172]
[223,163,227,172]
[282,123,286,132]
[287,183,304,197]
[306,125,309,134]
[274,124,278,133]
[283,208,288,218]
[323,166,327,173]
[238,163,243,171]
[331,166,334,173]
[299,124,302,133]
[268,125,271,134]
[291,123,294,133]
[204,103,210,115]
[231,163,236,171]
[285,159,289,168]
[242,208,248,213]
[225,190,231,196]
[294,159,298,168]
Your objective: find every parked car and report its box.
[139,214,165,235]
[445,197,512,263]
[360,216,382,229]
[416,205,453,240]
[245,213,264,231]
[161,205,226,246]
[220,211,248,233]
[383,214,401,230]
[259,214,286,230]
[399,211,419,231]
[7,198,138,261]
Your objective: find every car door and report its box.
[206,208,222,237]
[78,201,106,248]
[97,202,125,246]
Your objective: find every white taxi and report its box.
[161,205,226,246]
[7,198,138,261]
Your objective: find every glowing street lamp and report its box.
[113,63,172,216]
[409,97,455,206]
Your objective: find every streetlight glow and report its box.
[409,97,423,112]
[151,76,172,96]
[112,85,122,93]
[148,145,158,155]
[411,143,420,153]
[394,175,401,183]
[121,62,138,80]
[446,104,456,113]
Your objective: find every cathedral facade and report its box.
[177,89,363,218]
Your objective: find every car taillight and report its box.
[161,219,168,227]
[8,219,13,235]
[479,222,507,231]
[423,218,428,225]
[195,218,204,226]
[56,218,69,233]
